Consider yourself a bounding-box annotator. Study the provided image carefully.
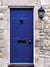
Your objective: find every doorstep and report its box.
[8,64,34,67]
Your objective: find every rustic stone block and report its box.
[46,20,50,24]
[44,5,50,9]
[0,13,4,20]
[1,48,8,58]
[1,0,3,5]
[0,6,8,12]
[43,15,49,21]
[35,25,38,29]
[2,65,8,67]
[35,40,41,47]
[40,36,45,39]
[35,57,44,67]
[0,33,3,40]
[0,58,9,67]
[0,48,2,58]
[43,29,48,33]
[45,9,50,13]
[4,12,8,21]
[4,22,8,29]
[0,8,3,13]
[47,40,50,44]
[44,51,50,56]
[40,33,46,36]
[0,1,1,5]
[44,24,48,29]
[39,29,44,33]
[0,58,9,63]
[0,29,3,33]
[41,0,50,5]
[0,22,4,29]
[44,58,50,67]
[3,8,8,13]
[3,0,36,6]
[35,30,39,40]
[35,47,40,60]
[46,13,50,17]
[48,28,50,33]
[0,40,8,48]
[2,0,8,5]
[45,36,50,39]
[0,21,8,29]
[0,52,2,58]
[48,37,50,39]
[0,53,2,58]
[4,30,8,40]
[44,40,50,46]
[35,22,43,29]
[48,24,50,28]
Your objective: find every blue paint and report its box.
[10,8,34,64]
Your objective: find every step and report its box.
[8,64,34,67]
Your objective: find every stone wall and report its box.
[0,0,50,67]
[35,1,50,67]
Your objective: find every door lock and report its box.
[29,40,32,44]
[20,18,23,24]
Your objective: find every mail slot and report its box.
[17,40,26,43]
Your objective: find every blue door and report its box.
[10,8,33,64]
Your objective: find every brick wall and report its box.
[0,0,50,67]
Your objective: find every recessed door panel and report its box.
[10,8,34,64]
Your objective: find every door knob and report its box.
[20,18,23,24]
[29,40,32,44]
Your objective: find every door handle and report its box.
[20,18,23,24]
[29,40,32,44]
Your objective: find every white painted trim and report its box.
[8,7,10,64]
[8,6,35,65]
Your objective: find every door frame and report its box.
[8,6,35,65]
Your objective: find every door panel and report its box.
[10,8,33,64]
[10,8,33,19]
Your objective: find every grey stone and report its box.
[0,40,8,48]
[35,40,41,47]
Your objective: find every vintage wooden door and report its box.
[10,8,34,64]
